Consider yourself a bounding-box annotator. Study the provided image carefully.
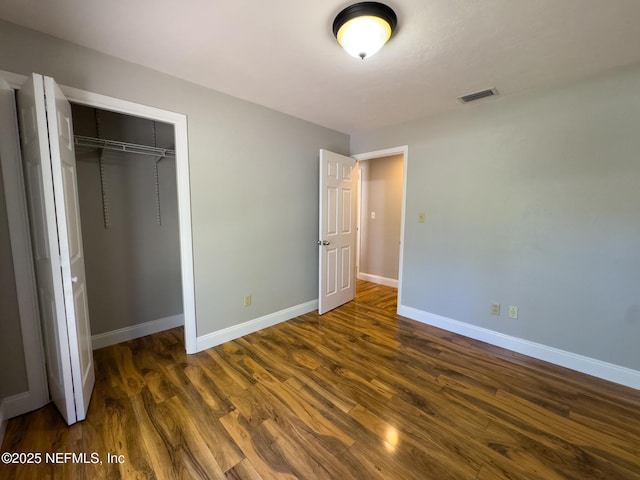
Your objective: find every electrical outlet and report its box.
[244,295,252,307]
[418,212,425,223]
[509,306,518,319]
[491,303,501,315]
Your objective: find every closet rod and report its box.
[74,135,176,159]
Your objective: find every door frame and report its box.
[352,145,408,311]
[0,71,49,418]
[0,70,197,362]
[59,85,197,354]
[356,164,362,277]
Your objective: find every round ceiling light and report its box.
[333,2,398,60]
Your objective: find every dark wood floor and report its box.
[2,281,639,479]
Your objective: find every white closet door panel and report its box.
[44,75,95,421]
[0,76,49,415]
[17,73,77,425]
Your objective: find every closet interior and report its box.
[71,104,183,343]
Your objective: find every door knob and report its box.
[71,276,78,283]
[322,240,330,245]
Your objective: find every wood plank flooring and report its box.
[2,280,639,479]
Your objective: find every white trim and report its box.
[92,314,185,350]
[398,305,640,390]
[57,86,198,355]
[0,69,27,88]
[2,390,51,420]
[353,146,407,160]
[0,73,50,416]
[357,272,398,288]
[2,390,40,419]
[352,146,408,308]
[60,86,187,125]
[356,165,362,276]
[196,300,318,352]
[0,398,7,446]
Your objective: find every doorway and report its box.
[353,146,408,309]
[60,84,196,354]
[71,104,184,349]
[317,146,408,316]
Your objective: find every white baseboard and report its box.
[92,314,185,350]
[398,305,640,391]
[2,388,48,421]
[357,272,398,288]
[196,300,318,352]
[0,398,7,447]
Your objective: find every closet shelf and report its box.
[74,135,176,159]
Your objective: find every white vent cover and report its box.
[458,88,499,103]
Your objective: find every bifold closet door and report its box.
[17,73,95,425]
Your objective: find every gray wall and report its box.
[0,20,349,345]
[0,164,28,398]
[359,154,403,280]
[72,105,182,336]
[351,63,640,371]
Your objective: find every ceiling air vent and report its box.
[457,88,498,104]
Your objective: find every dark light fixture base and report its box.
[332,2,398,39]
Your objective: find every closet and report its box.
[71,105,183,345]
[2,73,193,425]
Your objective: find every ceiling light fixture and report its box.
[333,2,398,60]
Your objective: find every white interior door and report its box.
[17,73,94,425]
[318,149,356,314]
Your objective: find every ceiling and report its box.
[1,0,640,134]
